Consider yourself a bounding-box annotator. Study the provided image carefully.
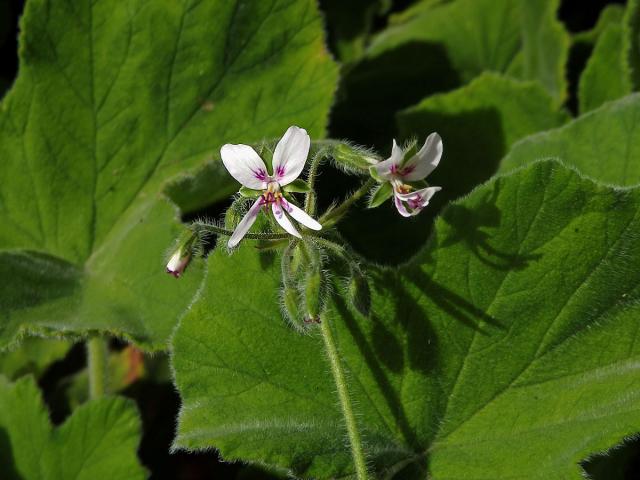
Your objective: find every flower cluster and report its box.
[165,126,444,292]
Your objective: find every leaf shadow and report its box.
[437,186,542,271]
[332,295,423,453]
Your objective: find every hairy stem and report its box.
[191,221,291,240]
[319,178,376,228]
[87,336,109,399]
[320,317,369,480]
[305,149,326,214]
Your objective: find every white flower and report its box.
[370,133,443,217]
[166,248,191,278]
[221,126,322,248]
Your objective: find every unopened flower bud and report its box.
[166,232,196,278]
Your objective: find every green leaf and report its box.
[578,24,632,113]
[172,160,640,479]
[578,0,640,113]
[368,0,522,83]
[502,94,640,186]
[239,186,263,198]
[331,0,522,148]
[0,0,337,350]
[367,181,393,208]
[0,376,145,479]
[519,0,570,103]
[0,337,72,381]
[572,4,625,45]
[283,179,311,194]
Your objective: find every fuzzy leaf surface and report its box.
[0,0,337,350]
[172,161,640,479]
[502,94,640,186]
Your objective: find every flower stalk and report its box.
[87,336,109,399]
[320,316,370,480]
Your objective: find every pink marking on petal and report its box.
[275,165,286,179]
[399,165,416,176]
[280,198,293,213]
[253,168,268,181]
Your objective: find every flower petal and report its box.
[394,186,441,217]
[371,139,403,181]
[395,186,441,204]
[272,202,301,238]
[402,132,443,181]
[228,198,263,248]
[272,126,310,186]
[283,201,322,230]
[221,144,268,189]
[394,195,412,217]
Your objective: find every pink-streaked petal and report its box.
[272,126,310,186]
[272,202,301,238]
[372,139,404,181]
[283,201,322,230]
[221,144,268,189]
[394,186,441,217]
[402,132,443,181]
[228,198,263,248]
[394,195,412,217]
[395,186,441,204]
[371,157,397,181]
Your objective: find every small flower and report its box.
[370,133,443,217]
[166,245,191,278]
[221,126,322,248]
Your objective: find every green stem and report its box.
[319,317,369,480]
[191,221,291,240]
[87,337,108,399]
[304,149,326,214]
[319,178,376,227]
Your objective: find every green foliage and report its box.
[502,94,640,185]
[0,376,145,479]
[0,0,337,350]
[172,161,640,479]
[0,337,71,380]
[578,0,640,113]
[519,0,570,103]
[368,0,522,82]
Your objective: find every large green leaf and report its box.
[578,0,640,113]
[0,0,337,350]
[0,376,145,479]
[501,94,640,186]
[172,160,640,479]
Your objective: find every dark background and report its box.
[1,0,637,478]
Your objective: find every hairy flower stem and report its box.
[320,317,369,480]
[319,178,377,228]
[190,221,291,240]
[304,149,327,215]
[87,336,109,399]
